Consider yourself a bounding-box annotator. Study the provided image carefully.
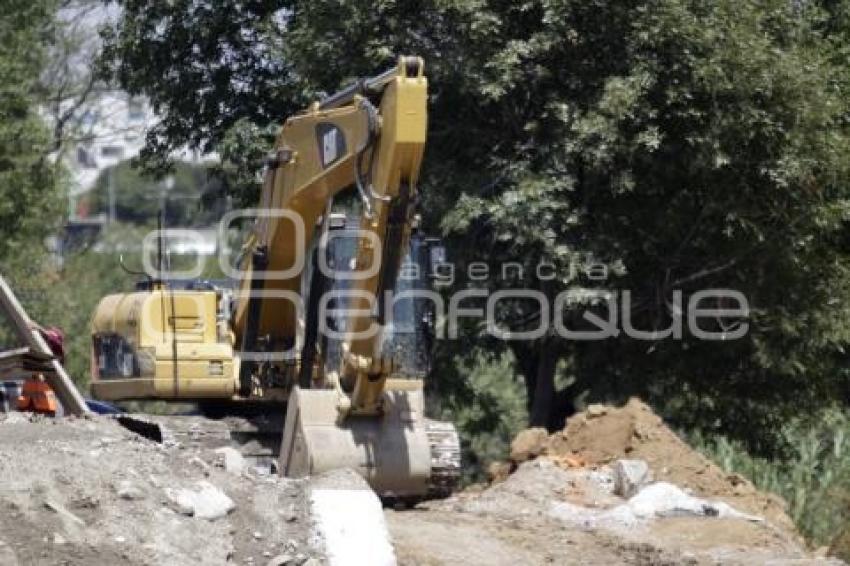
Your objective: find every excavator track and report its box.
[426,419,462,498]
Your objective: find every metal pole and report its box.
[108,166,116,223]
[0,276,90,416]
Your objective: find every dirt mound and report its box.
[394,399,836,564]
[0,414,320,565]
[507,398,796,534]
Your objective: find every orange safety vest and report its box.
[17,377,58,414]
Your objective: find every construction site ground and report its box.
[0,399,843,565]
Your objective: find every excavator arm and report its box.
[233,57,426,412]
[234,57,457,496]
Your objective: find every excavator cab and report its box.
[319,216,443,383]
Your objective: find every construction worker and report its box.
[17,374,58,415]
[16,319,64,415]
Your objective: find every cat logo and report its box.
[317,123,346,168]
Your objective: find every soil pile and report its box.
[0,413,320,565]
[385,398,839,565]
[506,397,796,533]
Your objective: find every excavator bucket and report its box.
[279,387,436,497]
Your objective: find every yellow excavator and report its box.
[89,57,460,498]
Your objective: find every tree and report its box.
[100,0,850,453]
[86,159,227,226]
[0,1,64,260]
[441,1,850,441]
[37,0,103,154]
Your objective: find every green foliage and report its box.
[6,249,134,389]
[0,2,72,364]
[98,0,306,180]
[690,407,850,546]
[435,0,850,442]
[428,349,527,482]
[0,0,63,259]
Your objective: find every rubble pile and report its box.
[388,399,841,565]
[0,413,323,565]
[498,398,794,531]
[1,398,843,565]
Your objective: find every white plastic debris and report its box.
[549,481,762,531]
[626,482,762,521]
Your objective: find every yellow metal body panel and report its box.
[91,290,220,346]
[90,289,236,399]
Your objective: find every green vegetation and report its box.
[0,0,63,257]
[95,0,850,543]
[690,409,850,547]
[3,0,850,548]
[85,160,227,226]
[0,0,67,353]
[428,350,528,482]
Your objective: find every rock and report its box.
[265,554,297,566]
[310,469,395,565]
[214,446,245,475]
[43,499,85,526]
[510,428,549,463]
[189,456,211,473]
[165,494,195,516]
[301,559,320,566]
[282,505,299,522]
[487,461,513,483]
[613,459,651,498]
[52,533,66,545]
[586,404,607,418]
[164,481,235,520]
[117,480,145,501]
[253,531,263,540]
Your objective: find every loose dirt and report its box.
[0,399,842,565]
[386,399,840,565]
[545,398,795,532]
[0,413,320,565]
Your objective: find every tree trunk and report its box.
[511,342,537,415]
[528,346,558,428]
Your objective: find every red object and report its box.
[39,327,65,364]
